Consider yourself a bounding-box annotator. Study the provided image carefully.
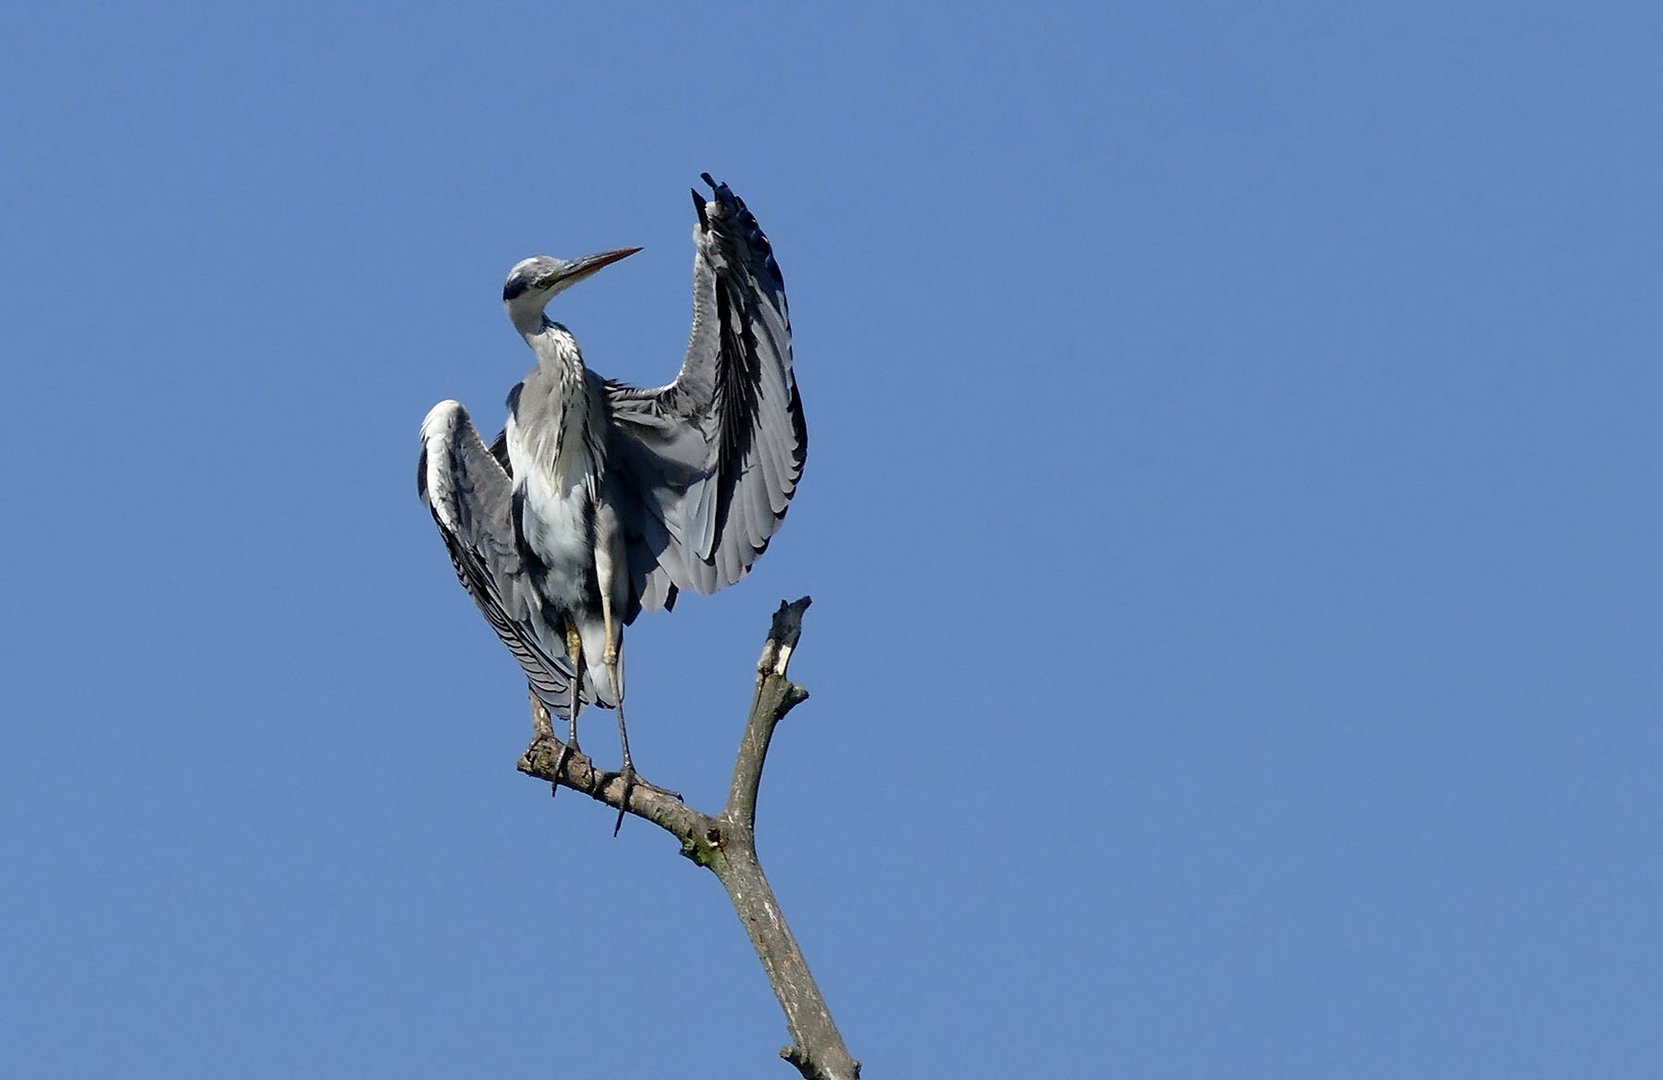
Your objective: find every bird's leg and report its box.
[549,616,585,797]
[611,699,634,837]
[601,600,678,831]
[607,705,682,836]
[595,594,680,835]
[599,591,620,706]
[598,590,634,835]
[531,688,562,799]
[564,616,585,754]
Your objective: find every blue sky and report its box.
[3,3,1660,1077]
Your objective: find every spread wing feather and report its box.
[605,175,807,614]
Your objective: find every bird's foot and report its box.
[611,765,682,836]
[546,731,584,800]
[550,740,574,799]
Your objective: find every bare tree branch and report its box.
[726,596,812,829]
[517,597,860,1080]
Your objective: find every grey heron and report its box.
[418,175,804,829]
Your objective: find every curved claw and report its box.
[550,741,574,800]
[610,766,683,835]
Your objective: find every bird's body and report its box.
[419,176,804,820]
[504,321,627,706]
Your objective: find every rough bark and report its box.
[517,597,860,1080]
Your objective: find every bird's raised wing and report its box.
[605,175,807,612]
[419,399,583,717]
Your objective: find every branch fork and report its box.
[516,597,859,1080]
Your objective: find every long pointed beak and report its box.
[548,246,642,289]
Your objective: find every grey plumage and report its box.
[418,400,579,713]
[419,176,805,769]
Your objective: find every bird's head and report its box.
[502,248,641,333]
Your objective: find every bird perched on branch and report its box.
[418,176,805,830]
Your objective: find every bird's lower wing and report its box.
[419,399,582,717]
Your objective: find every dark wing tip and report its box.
[695,176,782,287]
[416,445,429,502]
[702,173,740,211]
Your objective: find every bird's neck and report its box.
[512,319,601,494]
[523,319,586,378]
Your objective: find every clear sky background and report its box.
[3,3,1659,1077]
